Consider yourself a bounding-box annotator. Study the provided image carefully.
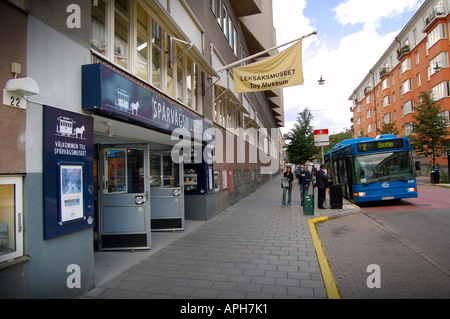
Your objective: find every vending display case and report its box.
[184,163,212,195]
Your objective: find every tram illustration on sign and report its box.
[114,88,140,116]
[56,116,86,140]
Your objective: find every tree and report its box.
[283,108,317,164]
[409,91,448,169]
[322,129,353,154]
[379,121,399,136]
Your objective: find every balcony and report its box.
[397,45,410,60]
[424,5,447,32]
[230,0,262,17]
[379,67,389,79]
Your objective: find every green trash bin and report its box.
[303,194,314,215]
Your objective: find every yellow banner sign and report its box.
[233,40,304,93]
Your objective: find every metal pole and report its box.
[215,31,318,73]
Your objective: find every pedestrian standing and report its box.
[316,164,332,209]
[281,166,294,207]
[299,165,311,206]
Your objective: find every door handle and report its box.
[135,196,146,205]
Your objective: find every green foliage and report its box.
[409,91,448,167]
[283,108,317,164]
[379,121,399,136]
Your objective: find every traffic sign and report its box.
[314,129,330,147]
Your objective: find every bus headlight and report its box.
[407,187,417,192]
[354,192,366,197]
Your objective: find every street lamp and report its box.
[318,75,325,85]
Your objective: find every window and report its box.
[152,19,163,90]
[90,1,205,113]
[402,100,414,117]
[166,34,174,97]
[382,95,391,108]
[0,177,23,264]
[427,23,447,52]
[176,45,184,102]
[383,113,391,124]
[401,79,413,97]
[417,73,421,87]
[136,3,149,81]
[381,77,390,91]
[399,58,411,76]
[429,52,449,79]
[438,110,450,127]
[91,0,108,56]
[114,0,130,69]
[432,81,450,100]
[403,122,414,136]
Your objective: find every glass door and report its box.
[99,145,150,250]
[150,153,184,231]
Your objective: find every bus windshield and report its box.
[353,151,415,185]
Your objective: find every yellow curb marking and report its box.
[308,217,341,299]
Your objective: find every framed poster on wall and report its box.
[58,163,85,225]
[222,170,228,190]
[43,105,94,240]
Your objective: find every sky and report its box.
[272,0,426,136]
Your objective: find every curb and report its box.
[308,217,341,299]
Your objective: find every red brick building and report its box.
[349,0,450,169]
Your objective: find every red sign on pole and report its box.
[314,129,330,146]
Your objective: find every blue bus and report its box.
[324,135,418,203]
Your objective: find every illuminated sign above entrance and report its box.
[82,63,208,141]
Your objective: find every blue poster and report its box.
[43,105,94,240]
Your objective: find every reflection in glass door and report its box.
[99,145,150,250]
[150,153,184,231]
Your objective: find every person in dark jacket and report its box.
[281,166,294,207]
[316,164,332,209]
[299,165,311,206]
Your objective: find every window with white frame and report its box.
[367,108,372,119]
[210,0,238,55]
[383,113,391,124]
[427,23,447,53]
[399,58,411,76]
[402,100,414,117]
[417,73,421,87]
[403,122,414,136]
[432,81,450,100]
[0,177,23,264]
[429,52,449,79]
[401,79,413,97]
[438,110,450,127]
[382,95,391,108]
[367,123,373,133]
[381,77,390,91]
[90,0,204,114]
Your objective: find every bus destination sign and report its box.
[357,139,404,153]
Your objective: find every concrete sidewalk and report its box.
[82,175,358,299]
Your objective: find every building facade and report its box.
[0,0,284,298]
[349,0,450,169]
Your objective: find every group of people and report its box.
[281,164,332,209]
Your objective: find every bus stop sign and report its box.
[314,129,330,147]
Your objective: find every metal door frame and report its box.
[150,152,184,231]
[98,144,151,250]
